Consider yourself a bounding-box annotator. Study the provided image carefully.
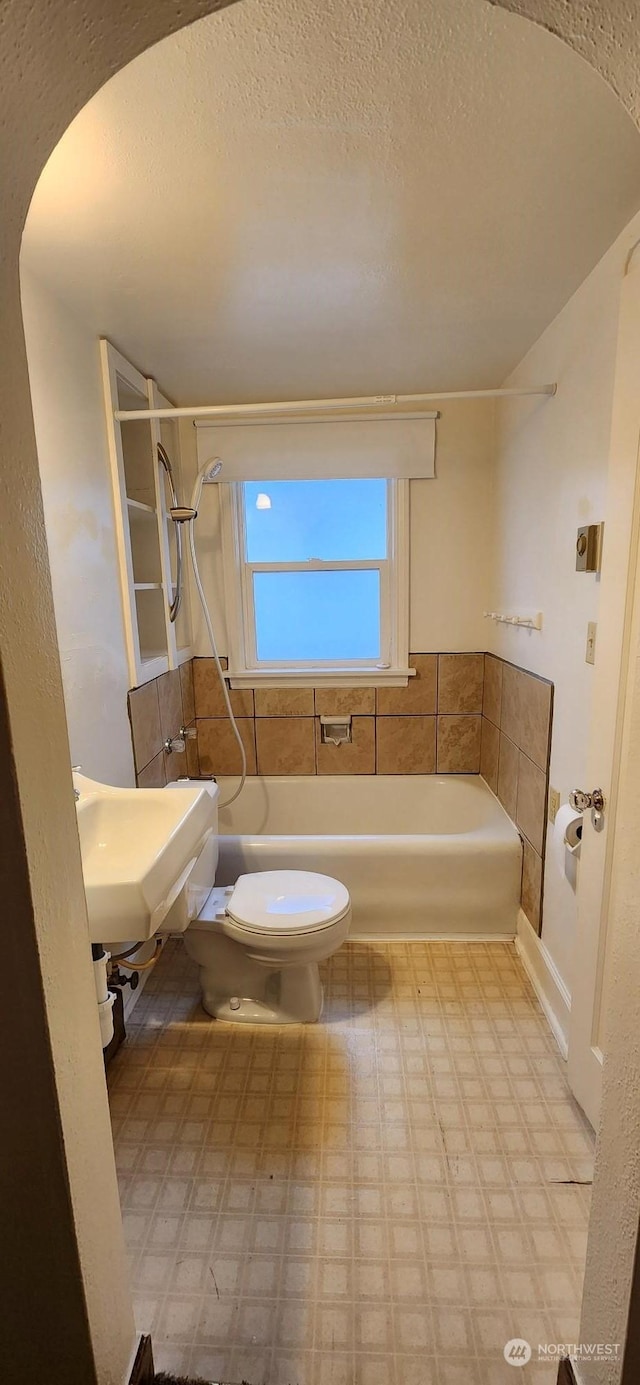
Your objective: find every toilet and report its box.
[164,779,351,1023]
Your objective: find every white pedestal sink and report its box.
[74,772,217,944]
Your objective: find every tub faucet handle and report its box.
[164,735,186,754]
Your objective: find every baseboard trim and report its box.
[127,1334,154,1385]
[348,932,516,944]
[515,909,571,1058]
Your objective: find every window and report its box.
[221,477,409,685]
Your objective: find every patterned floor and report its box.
[108,938,593,1385]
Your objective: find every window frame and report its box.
[219,478,411,687]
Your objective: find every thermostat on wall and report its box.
[576,523,604,573]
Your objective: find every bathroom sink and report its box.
[73,772,216,943]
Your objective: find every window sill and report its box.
[228,667,416,689]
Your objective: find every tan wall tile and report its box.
[436,715,482,773]
[128,679,162,773]
[164,744,189,782]
[376,655,437,715]
[497,734,519,819]
[521,839,543,934]
[517,670,552,771]
[255,688,314,717]
[316,717,375,775]
[185,721,200,777]
[376,716,436,774]
[498,664,552,771]
[198,718,256,777]
[193,658,254,718]
[483,655,503,727]
[499,662,520,745]
[157,668,183,745]
[256,717,316,775]
[179,660,196,725]
[136,750,166,788]
[315,687,375,716]
[516,752,547,855]
[437,654,484,714]
[480,717,500,793]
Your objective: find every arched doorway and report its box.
[3,2,640,1382]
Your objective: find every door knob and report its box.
[570,787,605,815]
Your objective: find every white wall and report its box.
[410,400,495,652]
[490,205,640,998]
[187,399,496,659]
[21,268,135,786]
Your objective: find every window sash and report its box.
[242,561,390,669]
[220,479,409,682]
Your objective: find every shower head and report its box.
[189,457,223,515]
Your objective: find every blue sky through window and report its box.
[253,569,381,661]
[244,479,387,562]
[243,480,387,662]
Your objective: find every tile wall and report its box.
[193,654,485,778]
[480,656,553,936]
[128,652,552,935]
[128,663,200,787]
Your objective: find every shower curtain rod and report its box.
[114,383,557,422]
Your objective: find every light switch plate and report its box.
[549,787,561,823]
[586,622,597,665]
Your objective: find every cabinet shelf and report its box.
[101,340,193,688]
[127,497,156,516]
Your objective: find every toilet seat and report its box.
[227,870,350,936]
[189,869,350,938]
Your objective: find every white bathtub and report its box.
[215,775,522,938]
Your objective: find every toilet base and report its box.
[184,927,327,1023]
[202,963,324,1024]
[183,883,351,1025]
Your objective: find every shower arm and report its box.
[157,442,182,624]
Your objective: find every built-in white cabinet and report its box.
[100,340,193,687]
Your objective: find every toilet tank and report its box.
[160,779,220,932]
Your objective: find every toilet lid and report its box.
[227,870,350,936]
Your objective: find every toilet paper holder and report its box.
[564,818,583,856]
[552,801,584,869]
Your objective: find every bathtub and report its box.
[215,775,522,938]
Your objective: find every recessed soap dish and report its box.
[320,715,352,747]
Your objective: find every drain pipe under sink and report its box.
[92,943,116,1048]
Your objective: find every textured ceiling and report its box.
[21,0,640,403]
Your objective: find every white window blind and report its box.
[195,411,436,481]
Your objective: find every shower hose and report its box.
[187,517,247,808]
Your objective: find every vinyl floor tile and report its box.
[109,938,593,1384]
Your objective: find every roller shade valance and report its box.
[195,411,437,481]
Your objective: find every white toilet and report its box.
[164,779,351,1023]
